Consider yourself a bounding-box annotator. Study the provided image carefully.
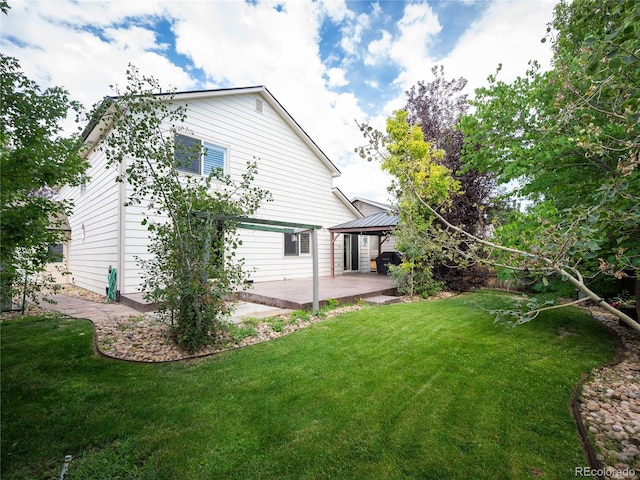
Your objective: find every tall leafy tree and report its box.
[405,67,495,290]
[358,110,460,297]
[94,66,270,352]
[457,0,639,327]
[361,0,639,331]
[0,53,88,310]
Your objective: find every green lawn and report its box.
[1,291,616,479]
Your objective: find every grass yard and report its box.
[1,291,616,479]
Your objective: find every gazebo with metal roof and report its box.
[328,211,398,277]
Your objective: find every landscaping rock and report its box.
[578,305,640,479]
[89,303,364,363]
[587,402,601,412]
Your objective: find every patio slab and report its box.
[234,273,397,310]
[37,294,291,326]
[363,295,403,306]
[117,273,397,313]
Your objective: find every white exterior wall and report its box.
[352,200,389,217]
[168,94,357,282]
[43,232,71,284]
[61,89,360,295]
[57,148,120,295]
[371,235,397,255]
[121,195,157,295]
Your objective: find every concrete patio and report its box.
[233,272,398,310]
[118,272,398,313]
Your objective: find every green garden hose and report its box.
[107,267,117,302]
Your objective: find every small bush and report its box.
[389,261,443,298]
[225,322,257,343]
[290,310,311,323]
[325,298,339,309]
[268,318,286,332]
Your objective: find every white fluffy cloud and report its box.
[164,0,369,169]
[441,0,556,95]
[365,30,392,66]
[371,0,556,143]
[1,0,558,203]
[390,2,441,74]
[339,11,370,57]
[326,67,349,87]
[1,1,195,107]
[319,0,353,24]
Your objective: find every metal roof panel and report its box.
[330,211,398,231]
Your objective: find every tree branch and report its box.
[400,165,640,333]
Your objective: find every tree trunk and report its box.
[0,262,16,312]
[636,277,640,322]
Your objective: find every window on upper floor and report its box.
[284,232,311,256]
[175,133,227,176]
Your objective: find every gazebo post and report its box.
[312,228,319,313]
[330,232,335,278]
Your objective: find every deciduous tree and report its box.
[405,67,495,290]
[94,66,270,352]
[360,0,638,330]
[459,0,639,327]
[0,53,88,311]
[357,110,460,297]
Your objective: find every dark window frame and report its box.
[283,232,311,257]
[48,243,64,263]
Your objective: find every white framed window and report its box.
[175,133,227,176]
[284,232,311,256]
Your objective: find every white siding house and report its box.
[58,86,362,297]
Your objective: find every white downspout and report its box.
[116,160,126,297]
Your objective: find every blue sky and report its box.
[1,0,556,202]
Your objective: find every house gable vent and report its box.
[255,98,263,113]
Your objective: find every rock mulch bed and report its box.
[93,306,363,363]
[60,284,108,303]
[579,306,639,480]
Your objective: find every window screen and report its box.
[48,243,64,263]
[299,233,310,254]
[175,134,200,174]
[284,233,298,256]
[175,134,226,176]
[284,233,311,256]
[203,142,226,175]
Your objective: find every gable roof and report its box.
[351,197,392,211]
[333,188,364,218]
[81,85,341,178]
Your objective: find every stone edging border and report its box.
[570,318,627,480]
[87,306,365,364]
